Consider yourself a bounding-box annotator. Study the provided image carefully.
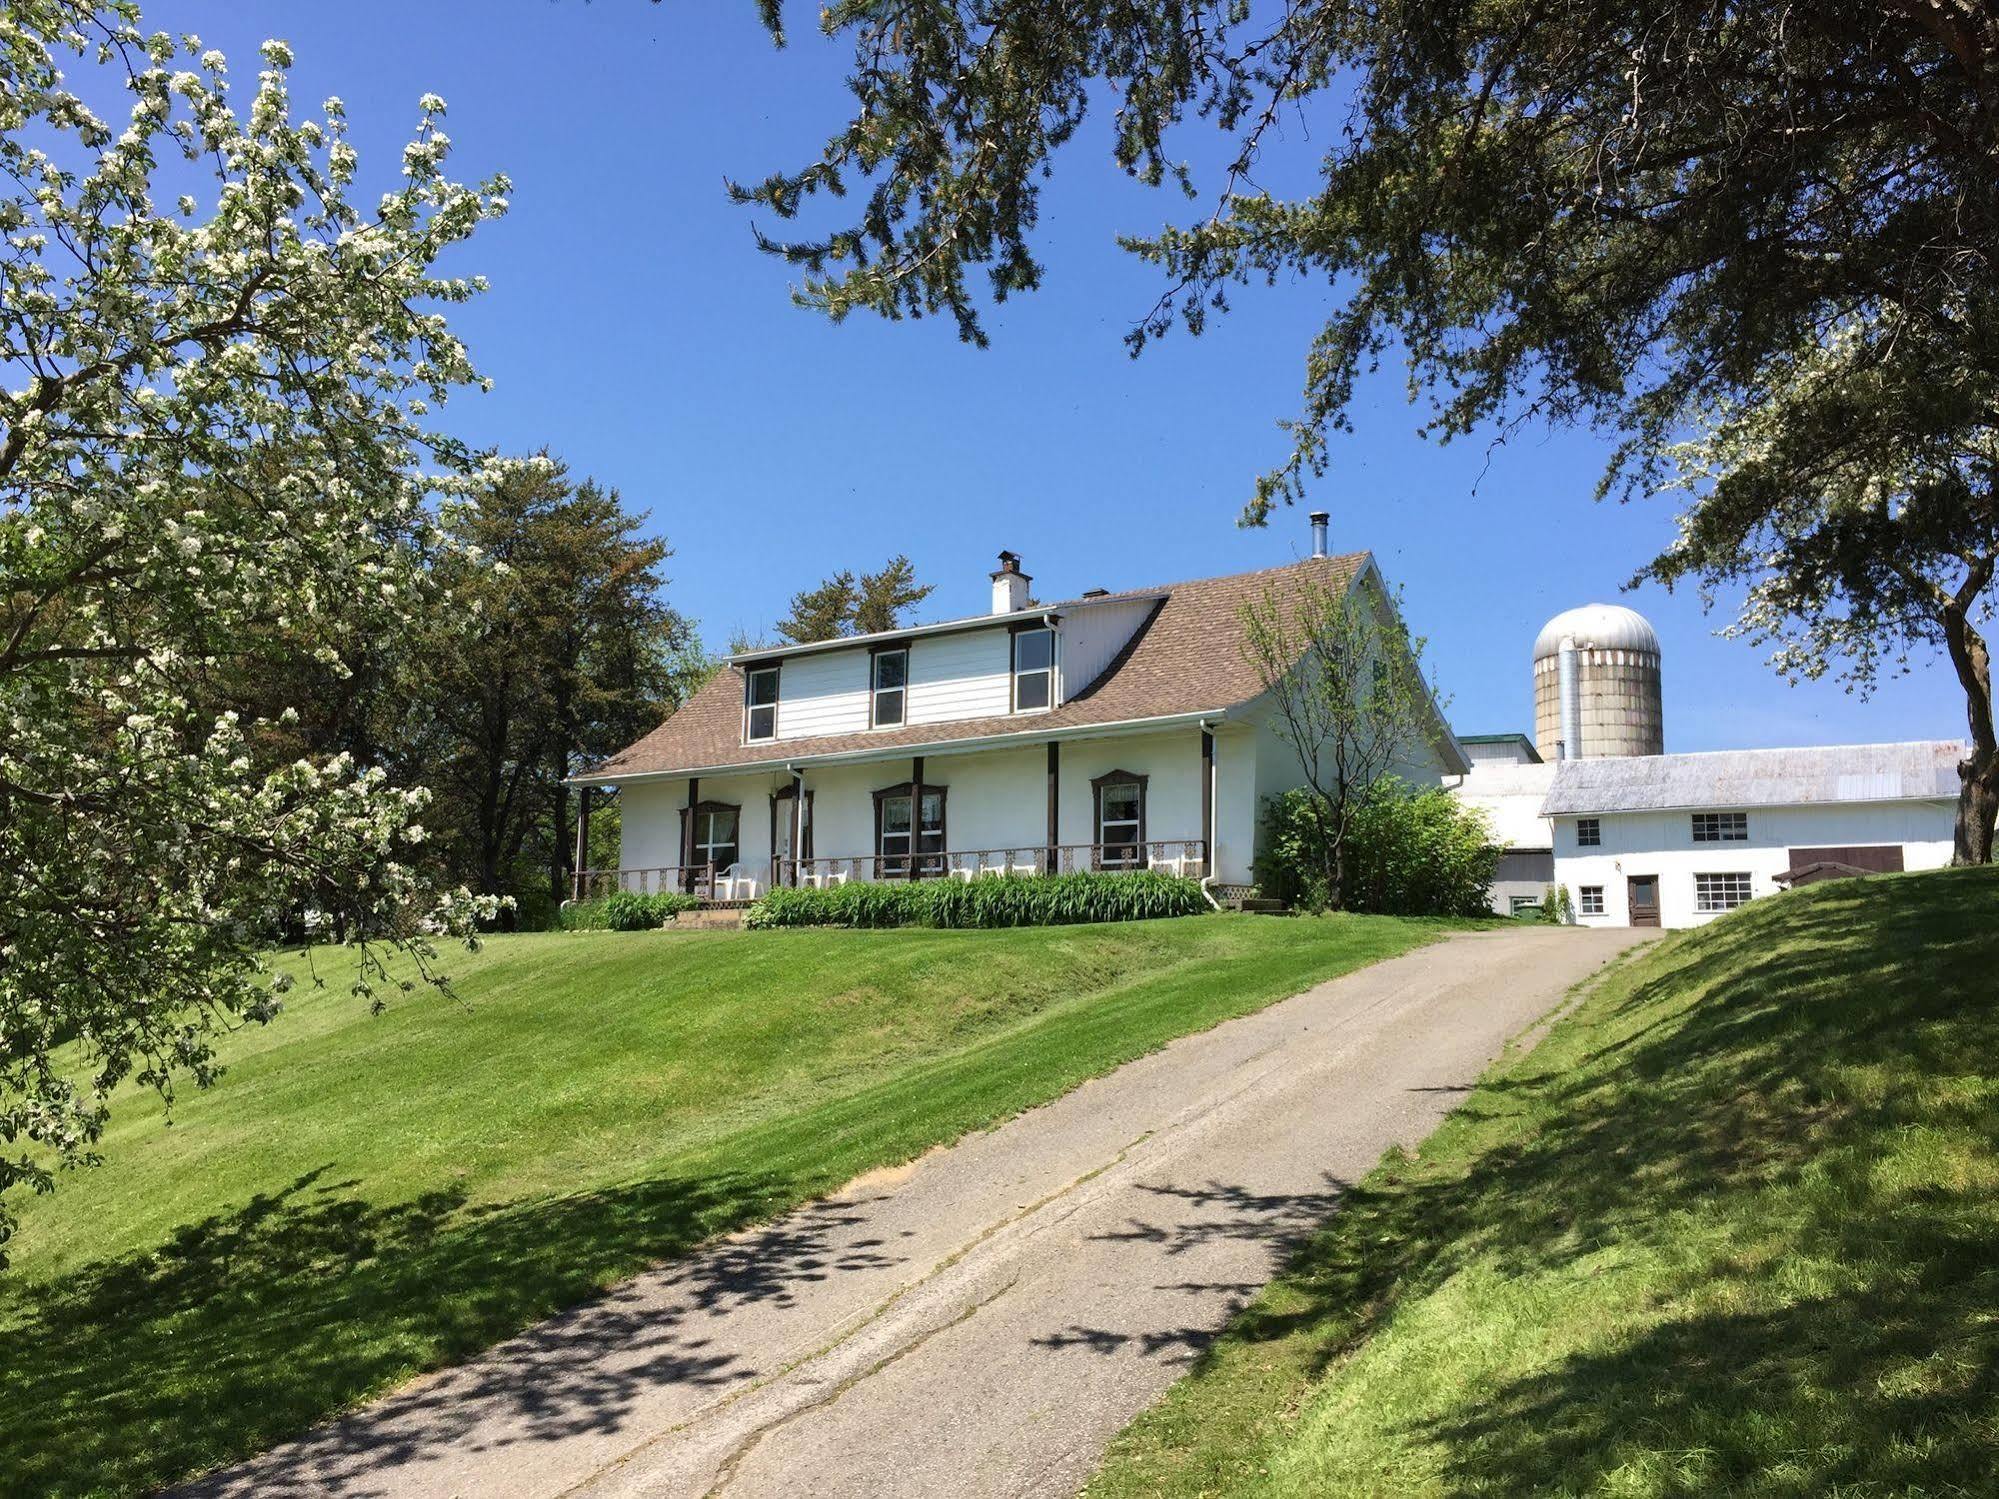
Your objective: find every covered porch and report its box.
[572,721,1238,906]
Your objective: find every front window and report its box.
[1012,627,1053,712]
[876,784,945,876]
[1576,817,1601,847]
[1578,885,1605,916]
[685,802,740,872]
[1093,771,1146,867]
[872,648,907,728]
[1694,872,1753,912]
[745,666,779,741]
[1692,811,1748,842]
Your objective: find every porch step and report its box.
[669,908,746,931]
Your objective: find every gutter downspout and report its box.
[1198,717,1222,910]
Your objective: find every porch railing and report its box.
[571,863,718,902]
[572,840,1208,906]
[777,839,1207,889]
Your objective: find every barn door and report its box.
[1626,875,1660,928]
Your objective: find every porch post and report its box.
[1045,740,1059,874]
[909,756,925,880]
[791,768,806,887]
[682,775,699,894]
[1200,728,1215,878]
[571,785,592,902]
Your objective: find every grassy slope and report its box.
[0,912,1452,1498]
[1086,866,1999,1499]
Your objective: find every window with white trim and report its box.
[1576,817,1601,847]
[871,648,907,728]
[1578,885,1605,916]
[1694,872,1753,911]
[1012,627,1053,712]
[744,666,779,741]
[1692,811,1749,842]
[1509,895,1541,915]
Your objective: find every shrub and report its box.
[559,890,701,931]
[1258,781,1498,917]
[744,870,1210,930]
[1538,883,1575,924]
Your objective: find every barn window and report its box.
[744,666,779,741]
[1578,885,1605,916]
[1576,817,1601,847]
[1012,627,1054,712]
[1692,811,1748,842]
[1694,872,1753,911]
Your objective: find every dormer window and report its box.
[744,665,779,741]
[871,647,907,728]
[1011,626,1053,712]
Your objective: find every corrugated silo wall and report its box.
[1533,648,1664,759]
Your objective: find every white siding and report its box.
[1058,598,1157,698]
[773,647,870,739]
[1554,799,1955,929]
[907,628,1014,724]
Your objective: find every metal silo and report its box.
[1532,604,1664,760]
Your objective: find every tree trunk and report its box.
[550,774,569,908]
[1941,599,1996,866]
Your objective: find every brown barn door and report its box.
[1627,875,1660,928]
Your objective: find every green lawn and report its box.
[1086,865,1999,1498]
[0,911,1454,1498]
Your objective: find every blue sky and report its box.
[169,1,1966,752]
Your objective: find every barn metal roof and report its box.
[1541,741,1963,816]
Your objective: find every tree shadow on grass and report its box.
[0,1160,906,1498]
[1180,869,1999,1490]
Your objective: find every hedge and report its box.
[559,890,703,931]
[1258,780,1498,916]
[743,870,1211,930]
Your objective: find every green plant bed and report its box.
[1086,865,1999,1499]
[558,889,702,931]
[745,869,1211,929]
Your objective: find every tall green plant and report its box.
[1260,782,1495,917]
[745,872,1209,930]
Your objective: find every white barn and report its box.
[1545,742,1960,929]
[575,546,1466,901]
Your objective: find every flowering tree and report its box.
[0,2,508,1258]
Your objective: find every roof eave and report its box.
[570,707,1234,787]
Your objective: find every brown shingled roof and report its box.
[582,553,1369,781]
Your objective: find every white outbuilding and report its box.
[1544,741,1960,928]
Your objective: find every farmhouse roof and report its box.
[582,553,1374,782]
[1541,741,1964,816]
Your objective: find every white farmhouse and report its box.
[575,539,1466,902]
[1545,742,1960,929]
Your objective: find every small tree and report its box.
[1240,573,1438,910]
[853,555,935,635]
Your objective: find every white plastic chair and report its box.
[716,863,762,901]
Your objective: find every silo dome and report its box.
[1532,603,1661,661]
[1532,603,1664,760]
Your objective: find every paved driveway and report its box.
[181,925,1645,1499]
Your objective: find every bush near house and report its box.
[1087,865,1999,1498]
[744,870,1210,929]
[558,891,702,931]
[1258,782,1497,916]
